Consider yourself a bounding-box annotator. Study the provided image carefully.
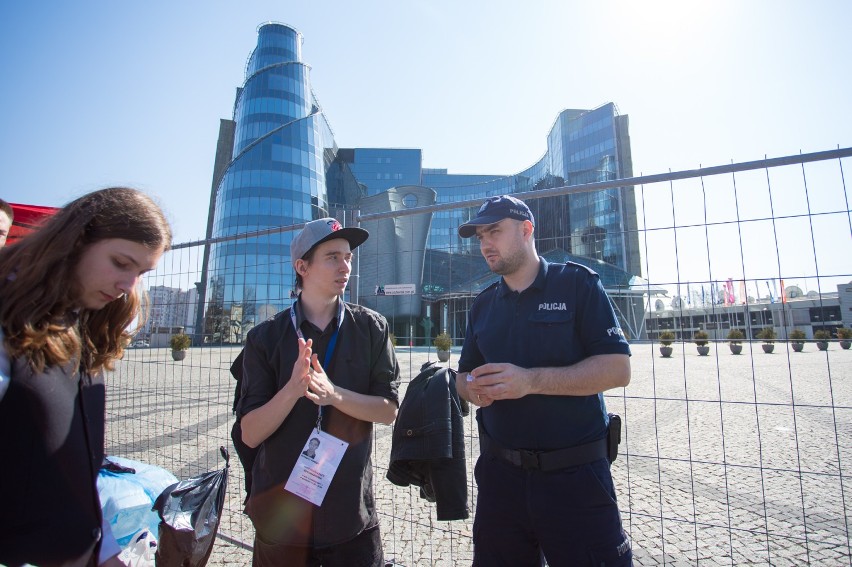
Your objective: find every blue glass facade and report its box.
[205,23,335,340]
[343,149,422,195]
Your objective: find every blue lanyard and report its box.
[290,297,345,430]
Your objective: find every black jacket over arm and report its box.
[387,362,470,521]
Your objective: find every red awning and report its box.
[7,203,60,246]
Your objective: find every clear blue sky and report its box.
[1,0,850,254]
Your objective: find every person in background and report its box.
[455,195,633,566]
[239,218,400,567]
[0,187,172,567]
[0,198,13,247]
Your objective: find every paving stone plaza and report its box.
[107,342,852,566]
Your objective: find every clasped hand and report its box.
[466,362,533,406]
[287,338,338,406]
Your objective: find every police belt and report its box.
[481,428,608,471]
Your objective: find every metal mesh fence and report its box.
[106,148,852,565]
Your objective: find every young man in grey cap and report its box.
[239,218,400,567]
[455,195,633,566]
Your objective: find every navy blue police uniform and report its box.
[458,258,633,566]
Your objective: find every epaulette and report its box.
[470,280,500,304]
[562,260,599,277]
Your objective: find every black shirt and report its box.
[239,300,400,547]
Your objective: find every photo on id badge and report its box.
[302,437,321,461]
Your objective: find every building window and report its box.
[403,193,418,208]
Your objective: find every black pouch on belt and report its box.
[607,413,622,464]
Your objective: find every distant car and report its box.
[132,340,150,348]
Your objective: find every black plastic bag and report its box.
[153,447,229,567]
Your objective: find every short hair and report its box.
[293,245,318,294]
[0,198,13,222]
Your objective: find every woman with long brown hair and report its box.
[0,187,172,567]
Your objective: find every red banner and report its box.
[7,203,60,245]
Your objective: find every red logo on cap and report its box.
[328,220,342,232]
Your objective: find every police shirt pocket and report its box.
[527,309,575,363]
[528,310,574,325]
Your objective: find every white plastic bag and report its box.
[118,529,157,567]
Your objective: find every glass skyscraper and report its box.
[202,23,347,341]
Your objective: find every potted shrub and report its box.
[658,331,675,358]
[169,333,191,361]
[838,327,852,350]
[693,330,710,356]
[789,329,806,352]
[814,330,831,351]
[727,329,745,355]
[756,327,776,354]
[433,332,452,363]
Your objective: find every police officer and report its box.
[455,195,633,566]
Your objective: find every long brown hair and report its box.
[0,187,172,373]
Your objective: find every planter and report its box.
[791,342,804,353]
[841,340,851,350]
[696,346,710,356]
[659,346,673,358]
[729,344,743,355]
[433,333,452,362]
[171,350,186,361]
[761,344,775,354]
[816,341,829,351]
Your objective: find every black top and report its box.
[458,259,631,451]
[0,355,105,567]
[239,301,400,547]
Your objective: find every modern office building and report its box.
[646,282,850,343]
[337,105,640,275]
[200,22,644,343]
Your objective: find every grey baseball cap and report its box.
[290,218,369,262]
[458,195,534,238]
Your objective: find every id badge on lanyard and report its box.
[285,297,348,506]
[285,427,348,506]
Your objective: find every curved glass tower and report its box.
[205,23,334,341]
